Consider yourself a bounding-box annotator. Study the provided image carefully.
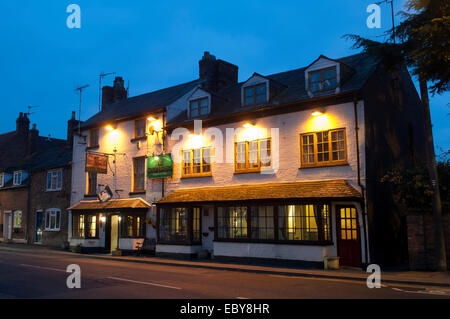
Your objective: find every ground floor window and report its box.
[45,209,61,231]
[13,211,22,228]
[216,204,331,243]
[121,214,145,238]
[72,213,98,239]
[158,207,201,244]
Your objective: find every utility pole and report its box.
[99,72,115,111]
[75,84,90,135]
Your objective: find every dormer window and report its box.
[13,171,22,186]
[244,84,266,106]
[309,67,337,92]
[189,97,209,118]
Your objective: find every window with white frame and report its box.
[0,173,4,187]
[13,171,22,186]
[46,169,63,191]
[45,209,61,231]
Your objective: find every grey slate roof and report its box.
[81,52,379,129]
[81,79,203,129]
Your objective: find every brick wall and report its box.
[28,166,72,247]
[0,187,29,242]
[407,213,450,270]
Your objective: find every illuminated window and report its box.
[133,157,145,192]
[13,211,22,228]
[45,209,61,231]
[182,147,212,177]
[72,214,98,239]
[243,84,267,106]
[235,138,271,172]
[86,172,97,195]
[121,215,145,238]
[308,67,337,92]
[134,119,146,138]
[189,97,209,118]
[217,207,248,239]
[278,205,331,241]
[251,206,274,240]
[46,169,63,191]
[192,208,201,242]
[89,128,99,147]
[300,129,346,167]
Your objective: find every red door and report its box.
[337,206,361,267]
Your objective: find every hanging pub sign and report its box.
[147,154,173,179]
[98,185,113,203]
[86,152,108,174]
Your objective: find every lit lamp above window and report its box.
[148,117,163,135]
[105,124,117,131]
[311,111,324,117]
[243,122,254,128]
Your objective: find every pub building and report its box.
[69,52,427,268]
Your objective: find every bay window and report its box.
[158,207,201,244]
[72,213,98,239]
[216,204,331,243]
[121,214,145,238]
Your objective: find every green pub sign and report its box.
[147,154,173,179]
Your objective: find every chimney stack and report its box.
[199,51,238,92]
[67,111,80,148]
[16,112,30,134]
[101,76,127,111]
[29,123,39,154]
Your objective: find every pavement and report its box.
[1,243,449,289]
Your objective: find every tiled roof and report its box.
[156,180,362,204]
[80,53,380,129]
[68,198,151,211]
[81,79,203,129]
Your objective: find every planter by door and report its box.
[337,206,361,267]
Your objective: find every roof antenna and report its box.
[75,84,90,136]
[26,105,40,117]
[99,72,116,111]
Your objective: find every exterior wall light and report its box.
[106,124,117,131]
[243,122,254,128]
[311,111,324,117]
[100,216,106,223]
[148,117,163,135]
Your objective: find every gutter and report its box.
[353,94,369,267]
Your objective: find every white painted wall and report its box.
[163,101,365,194]
[156,244,202,255]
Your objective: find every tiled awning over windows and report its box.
[156,180,362,204]
[68,198,151,211]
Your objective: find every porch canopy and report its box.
[68,198,151,212]
[156,180,362,205]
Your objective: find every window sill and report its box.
[84,194,97,198]
[129,191,145,195]
[86,145,99,151]
[234,169,261,174]
[214,239,334,246]
[130,136,146,143]
[181,173,212,179]
[44,229,60,232]
[46,189,62,192]
[299,162,349,169]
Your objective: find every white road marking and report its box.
[20,263,66,273]
[268,274,387,287]
[391,286,450,296]
[107,276,182,290]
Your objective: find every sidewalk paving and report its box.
[1,243,449,288]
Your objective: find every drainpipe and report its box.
[354,94,369,267]
[161,112,166,198]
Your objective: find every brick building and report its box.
[0,112,78,247]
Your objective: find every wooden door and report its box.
[337,206,361,267]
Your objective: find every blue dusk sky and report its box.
[0,0,448,153]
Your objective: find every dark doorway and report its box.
[35,211,43,243]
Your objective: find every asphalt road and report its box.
[0,247,449,299]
